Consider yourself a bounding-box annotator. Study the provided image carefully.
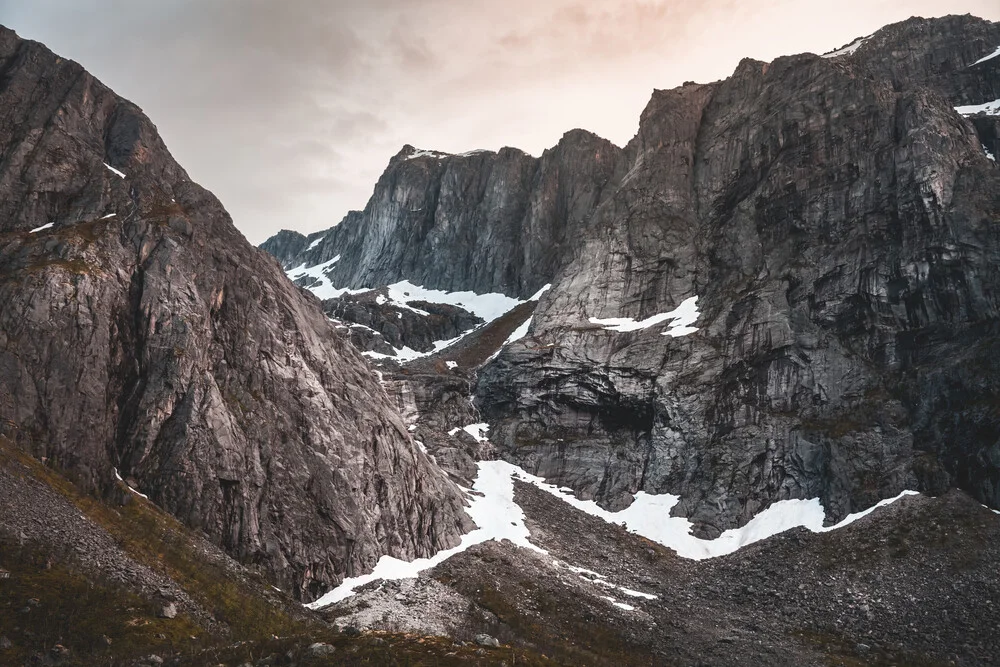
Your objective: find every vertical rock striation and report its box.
[0,25,470,601]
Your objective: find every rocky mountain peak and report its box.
[0,23,470,602]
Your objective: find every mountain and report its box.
[263,14,1000,540]
[0,24,471,604]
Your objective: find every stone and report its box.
[0,636,11,649]
[157,603,177,619]
[305,642,336,657]
[475,634,500,648]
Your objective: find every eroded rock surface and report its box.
[263,15,1000,539]
[0,25,470,601]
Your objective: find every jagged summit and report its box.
[262,13,1000,538]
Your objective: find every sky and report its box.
[1,1,998,244]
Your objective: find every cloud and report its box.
[2,0,999,243]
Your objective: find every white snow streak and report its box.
[514,465,918,560]
[104,162,126,179]
[822,35,870,58]
[112,468,149,500]
[589,296,700,337]
[405,149,450,160]
[307,459,918,608]
[972,45,1000,66]
[29,222,54,233]
[306,235,326,251]
[306,460,545,609]
[955,98,1000,117]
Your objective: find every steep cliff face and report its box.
[0,26,470,601]
[270,130,625,299]
[478,15,1000,535]
[261,14,1000,539]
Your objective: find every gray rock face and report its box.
[478,15,1000,535]
[0,25,470,601]
[259,16,1000,537]
[325,292,482,355]
[265,131,626,299]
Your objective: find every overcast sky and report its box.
[2,1,997,244]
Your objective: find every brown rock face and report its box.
[0,26,470,601]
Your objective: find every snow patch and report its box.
[285,255,346,300]
[984,145,997,162]
[513,465,918,560]
[955,98,1000,117]
[307,235,326,251]
[101,213,116,219]
[822,35,870,58]
[306,459,917,609]
[104,162,126,179]
[306,460,546,609]
[589,296,700,337]
[448,423,489,442]
[446,361,458,369]
[972,45,1000,66]
[29,222,54,233]
[406,149,451,160]
[599,596,635,611]
[363,333,468,362]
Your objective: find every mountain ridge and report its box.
[262,13,1000,538]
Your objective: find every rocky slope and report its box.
[0,24,471,602]
[327,484,1000,667]
[263,14,1000,539]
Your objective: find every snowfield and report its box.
[308,451,919,608]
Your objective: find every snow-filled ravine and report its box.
[307,430,919,609]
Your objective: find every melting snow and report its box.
[306,460,545,609]
[307,458,917,608]
[822,35,870,58]
[104,162,126,179]
[489,284,553,360]
[512,465,918,559]
[406,149,451,160]
[448,423,490,442]
[29,222,54,233]
[112,468,149,500]
[363,333,467,362]
[600,596,635,611]
[589,296,700,337]
[955,98,1000,116]
[972,45,1000,66]
[285,255,345,300]
[383,281,523,322]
